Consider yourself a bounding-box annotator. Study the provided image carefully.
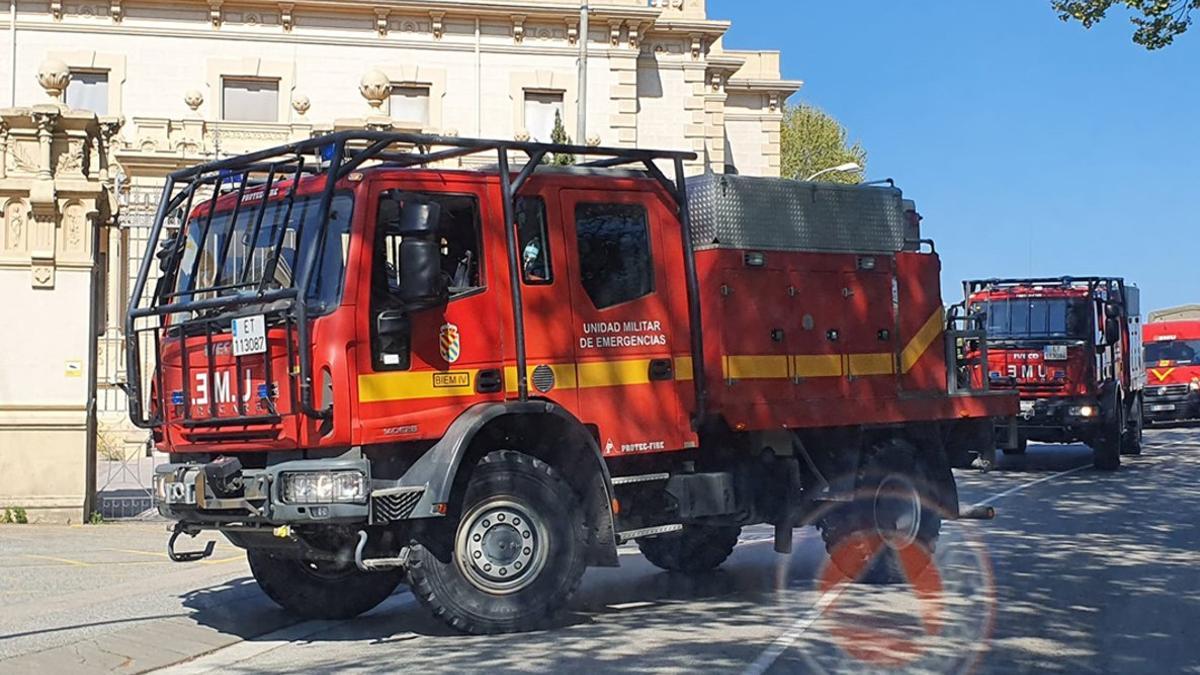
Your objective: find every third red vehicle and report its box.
[1142,318,1200,424]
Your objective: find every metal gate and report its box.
[94,185,161,519]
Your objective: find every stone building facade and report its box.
[0,0,801,521]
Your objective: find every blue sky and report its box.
[712,0,1199,314]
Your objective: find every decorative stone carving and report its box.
[512,15,525,44]
[430,11,444,39]
[184,89,204,114]
[609,21,623,47]
[279,3,294,31]
[768,93,780,112]
[629,23,641,49]
[0,121,7,180]
[63,202,86,253]
[50,1,63,20]
[690,33,703,60]
[586,134,601,147]
[111,0,122,22]
[208,0,223,28]
[291,93,311,117]
[514,129,531,142]
[442,128,459,137]
[375,8,390,36]
[566,18,578,45]
[37,59,71,105]
[359,69,390,111]
[710,71,724,92]
[32,109,60,181]
[4,200,27,252]
[55,140,85,177]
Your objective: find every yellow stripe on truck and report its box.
[900,308,945,374]
[849,352,896,376]
[724,355,790,380]
[358,369,480,403]
[792,354,844,378]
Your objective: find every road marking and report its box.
[156,593,416,674]
[972,464,1089,507]
[741,460,1090,674]
[23,554,92,567]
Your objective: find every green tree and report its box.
[1053,0,1197,49]
[549,110,576,166]
[780,104,867,184]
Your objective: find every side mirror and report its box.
[386,199,446,309]
[1104,317,1121,345]
[1104,301,1121,319]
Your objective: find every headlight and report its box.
[281,471,367,504]
[1069,405,1097,418]
[1190,379,1200,392]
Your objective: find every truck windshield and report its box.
[171,191,354,315]
[986,297,1090,340]
[1145,339,1200,365]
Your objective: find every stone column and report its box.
[0,60,121,523]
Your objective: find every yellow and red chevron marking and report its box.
[1150,367,1176,383]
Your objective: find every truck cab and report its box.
[1143,320,1200,424]
[964,277,1145,469]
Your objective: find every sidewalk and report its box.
[0,522,296,674]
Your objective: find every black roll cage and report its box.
[124,130,704,431]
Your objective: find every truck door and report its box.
[559,189,691,456]
[353,182,504,445]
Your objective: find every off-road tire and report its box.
[817,438,942,584]
[1092,395,1124,471]
[1003,437,1028,455]
[407,450,588,635]
[247,549,404,620]
[1121,396,1143,456]
[637,525,741,573]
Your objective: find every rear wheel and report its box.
[248,550,403,620]
[1121,395,1143,456]
[637,525,741,573]
[407,450,588,635]
[817,438,942,584]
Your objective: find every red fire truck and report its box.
[1143,319,1200,424]
[125,132,1014,634]
[964,277,1145,470]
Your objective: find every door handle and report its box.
[649,358,673,381]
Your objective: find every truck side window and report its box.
[517,197,551,284]
[574,202,653,309]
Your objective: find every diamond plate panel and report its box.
[686,174,906,253]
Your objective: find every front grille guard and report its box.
[124,130,700,430]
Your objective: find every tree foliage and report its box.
[779,104,867,184]
[549,110,576,166]
[1053,0,1198,49]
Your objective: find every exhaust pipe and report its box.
[957,504,996,520]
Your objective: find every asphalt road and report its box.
[1,427,1198,674]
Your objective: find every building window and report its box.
[389,85,430,126]
[222,78,279,122]
[575,202,654,309]
[524,91,564,143]
[65,71,109,115]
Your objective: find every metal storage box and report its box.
[686,174,907,253]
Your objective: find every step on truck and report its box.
[963,277,1145,470]
[124,132,1015,634]
[1142,317,1200,424]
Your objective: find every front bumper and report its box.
[1014,397,1102,441]
[1143,392,1200,423]
[154,458,426,526]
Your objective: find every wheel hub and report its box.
[456,499,548,594]
[872,474,923,550]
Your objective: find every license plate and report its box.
[1150,404,1176,412]
[231,315,267,357]
[1044,345,1068,361]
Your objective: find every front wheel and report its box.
[407,450,588,635]
[248,550,404,620]
[638,525,741,573]
[1091,395,1124,471]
